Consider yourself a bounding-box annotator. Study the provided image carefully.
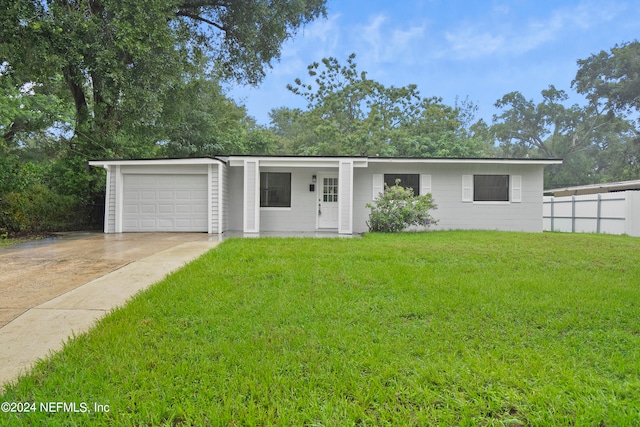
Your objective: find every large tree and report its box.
[573,41,640,122]
[491,86,635,187]
[394,98,493,158]
[285,53,424,156]
[0,0,327,156]
[0,68,71,148]
[277,54,490,156]
[158,75,280,157]
[492,86,595,158]
[0,0,326,233]
[573,41,640,182]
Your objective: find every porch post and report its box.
[207,164,213,234]
[338,159,354,234]
[114,165,123,233]
[243,159,260,233]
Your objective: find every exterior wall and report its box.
[220,163,229,233]
[338,160,354,234]
[209,164,219,233]
[228,166,338,232]
[95,158,552,235]
[227,166,244,231]
[260,167,317,232]
[243,159,260,233]
[353,162,545,233]
[543,191,640,237]
[105,167,116,233]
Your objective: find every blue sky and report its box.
[227,0,640,126]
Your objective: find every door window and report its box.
[323,177,338,202]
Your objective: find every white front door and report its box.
[317,173,339,229]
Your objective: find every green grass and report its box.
[0,237,30,247]
[1,231,639,426]
[0,234,49,247]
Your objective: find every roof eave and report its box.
[88,157,225,168]
[366,157,563,165]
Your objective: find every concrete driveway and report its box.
[0,232,219,389]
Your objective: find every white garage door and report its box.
[122,174,208,232]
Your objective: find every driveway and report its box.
[0,232,220,389]
[0,232,217,327]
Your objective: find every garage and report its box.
[122,174,208,232]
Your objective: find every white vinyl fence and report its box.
[543,191,640,237]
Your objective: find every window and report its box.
[474,175,509,201]
[323,177,338,202]
[260,172,291,207]
[384,174,420,195]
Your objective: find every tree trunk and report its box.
[64,64,90,136]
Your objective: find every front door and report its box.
[317,173,339,229]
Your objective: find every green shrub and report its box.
[366,180,438,232]
[2,184,79,232]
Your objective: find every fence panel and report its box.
[543,192,636,236]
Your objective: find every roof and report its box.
[88,157,225,167]
[90,155,562,169]
[545,179,640,196]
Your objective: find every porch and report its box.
[225,156,368,235]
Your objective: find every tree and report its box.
[158,77,253,157]
[573,41,640,122]
[158,76,282,157]
[0,66,72,148]
[394,98,493,157]
[285,53,424,155]
[268,107,311,154]
[573,41,640,182]
[0,0,327,233]
[491,85,637,187]
[279,54,489,157]
[493,86,590,158]
[0,0,327,156]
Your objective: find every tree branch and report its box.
[2,121,23,145]
[175,10,226,32]
[178,1,224,9]
[64,64,90,130]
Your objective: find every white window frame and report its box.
[260,172,292,208]
[462,174,522,203]
[373,174,432,199]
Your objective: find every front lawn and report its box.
[2,231,639,426]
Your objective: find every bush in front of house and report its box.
[0,152,103,235]
[366,181,438,232]
[2,184,79,233]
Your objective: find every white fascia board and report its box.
[547,179,640,194]
[88,158,223,168]
[227,156,368,168]
[367,158,563,166]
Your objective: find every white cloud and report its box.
[227,0,636,126]
[491,3,511,15]
[443,0,626,59]
[227,14,346,122]
[444,28,505,58]
[298,13,343,53]
[361,14,387,62]
[353,14,427,68]
[273,14,343,76]
[390,24,427,57]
